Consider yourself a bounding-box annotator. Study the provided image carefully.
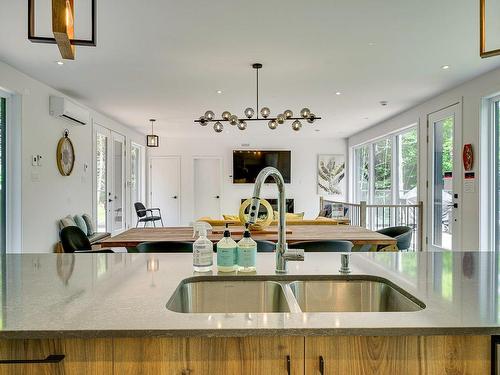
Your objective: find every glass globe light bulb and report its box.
[268,120,278,130]
[292,120,302,131]
[199,116,208,126]
[307,113,316,124]
[222,111,231,120]
[276,114,285,124]
[229,115,239,126]
[284,109,293,119]
[204,110,215,121]
[213,121,223,133]
[260,107,271,118]
[300,108,311,118]
[244,108,255,119]
[237,121,247,130]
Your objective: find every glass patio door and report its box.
[94,124,126,235]
[428,104,462,251]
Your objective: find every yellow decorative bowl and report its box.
[239,198,273,231]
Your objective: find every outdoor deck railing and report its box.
[320,197,424,251]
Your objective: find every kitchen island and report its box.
[0,251,497,374]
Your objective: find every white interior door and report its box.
[150,157,181,226]
[193,157,222,219]
[427,104,462,251]
[129,143,145,227]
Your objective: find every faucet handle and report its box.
[284,249,304,261]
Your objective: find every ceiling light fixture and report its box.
[28,0,97,60]
[335,91,342,95]
[56,61,64,65]
[216,90,223,94]
[146,119,159,147]
[441,65,450,70]
[195,63,322,133]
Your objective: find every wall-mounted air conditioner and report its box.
[49,96,90,126]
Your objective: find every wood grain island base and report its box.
[0,335,490,375]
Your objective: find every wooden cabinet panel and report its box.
[114,336,304,375]
[305,336,490,375]
[0,339,113,375]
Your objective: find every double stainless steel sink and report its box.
[166,275,425,314]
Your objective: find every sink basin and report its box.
[288,277,424,312]
[167,279,290,313]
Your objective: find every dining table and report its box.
[98,225,398,251]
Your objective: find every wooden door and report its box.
[114,336,304,375]
[0,338,113,375]
[150,157,181,226]
[305,336,490,375]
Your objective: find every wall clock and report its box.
[56,129,75,176]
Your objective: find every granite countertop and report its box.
[0,251,499,338]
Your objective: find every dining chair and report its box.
[134,202,164,227]
[60,226,115,253]
[136,241,196,253]
[289,240,353,252]
[377,226,412,251]
[256,240,276,252]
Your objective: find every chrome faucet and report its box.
[247,167,304,273]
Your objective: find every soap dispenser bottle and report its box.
[237,223,257,272]
[192,222,213,272]
[216,224,238,272]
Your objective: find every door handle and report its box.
[108,199,113,202]
[172,196,178,199]
[0,354,65,364]
[286,355,291,375]
[453,203,458,208]
[319,356,324,375]
[215,195,220,199]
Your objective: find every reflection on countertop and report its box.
[0,251,498,338]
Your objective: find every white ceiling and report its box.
[1,0,500,138]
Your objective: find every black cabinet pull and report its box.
[286,355,291,374]
[0,354,65,364]
[319,355,324,374]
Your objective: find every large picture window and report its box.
[353,126,418,206]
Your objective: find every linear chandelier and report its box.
[195,63,321,133]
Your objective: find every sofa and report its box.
[57,214,110,252]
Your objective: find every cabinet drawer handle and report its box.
[286,354,291,374]
[0,354,65,364]
[319,355,324,374]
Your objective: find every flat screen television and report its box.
[233,150,291,183]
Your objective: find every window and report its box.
[354,145,370,203]
[96,133,108,232]
[130,143,145,225]
[373,138,392,205]
[353,126,418,206]
[397,128,418,204]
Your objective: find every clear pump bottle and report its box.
[192,222,213,272]
[216,224,238,272]
[237,223,257,272]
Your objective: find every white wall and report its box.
[0,61,145,253]
[348,66,500,251]
[148,136,347,225]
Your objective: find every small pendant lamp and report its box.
[146,119,159,147]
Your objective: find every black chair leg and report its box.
[153,220,156,228]
[136,220,139,228]
[160,217,164,227]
